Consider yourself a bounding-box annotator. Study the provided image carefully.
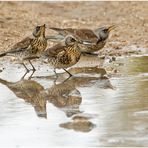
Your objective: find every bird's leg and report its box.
[62,76,71,83]
[53,78,57,85]
[63,68,73,77]
[22,63,29,73]
[29,60,36,71]
[54,68,58,78]
[53,68,58,84]
[21,71,28,80]
[28,70,35,80]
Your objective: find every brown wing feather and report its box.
[8,37,33,53]
[50,27,71,36]
[51,27,98,43]
[76,29,96,38]
[45,43,66,58]
[74,29,98,43]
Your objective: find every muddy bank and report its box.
[0,1,148,56]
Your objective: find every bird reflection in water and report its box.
[44,66,114,131]
[0,66,114,123]
[47,79,82,117]
[47,80,95,131]
[45,66,114,90]
[0,77,47,118]
[44,66,113,128]
[60,115,95,132]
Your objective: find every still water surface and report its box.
[0,55,147,147]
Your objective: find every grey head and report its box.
[64,35,78,46]
[94,25,116,41]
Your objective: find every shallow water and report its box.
[0,55,148,147]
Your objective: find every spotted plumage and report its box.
[0,24,47,72]
[41,35,89,77]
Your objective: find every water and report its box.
[0,55,148,147]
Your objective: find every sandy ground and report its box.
[0,1,148,56]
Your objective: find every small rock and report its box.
[113,69,118,73]
[112,56,116,61]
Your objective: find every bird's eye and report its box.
[36,26,40,32]
[103,29,108,33]
[70,37,76,42]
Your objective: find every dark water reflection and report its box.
[0,55,147,147]
[0,78,47,118]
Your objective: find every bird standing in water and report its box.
[0,24,47,72]
[41,35,90,77]
[47,25,116,54]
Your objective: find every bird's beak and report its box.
[108,25,116,32]
[43,24,46,28]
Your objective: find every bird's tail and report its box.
[0,52,7,57]
[50,27,63,32]
[50,27,68,36]
[46,35,64,42]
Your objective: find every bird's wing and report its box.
[50,27,98,43]
[56,49,67,59]
[45,43,66,58]
[8,37,33,53]
[50,27,69,36]
[47,27,71,42]
[50,27,98,44]
[74,29,98,43]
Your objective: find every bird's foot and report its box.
[68,73,73,77]
[26,69,30,73]
[28,71,35,80]
[31,67,36,72]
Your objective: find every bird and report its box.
[39,69,113,116]
[47,25,116,54]
[41,34,91,77]
[0,77,48,118]
[0,24,47,72]
[47,78,82,117]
